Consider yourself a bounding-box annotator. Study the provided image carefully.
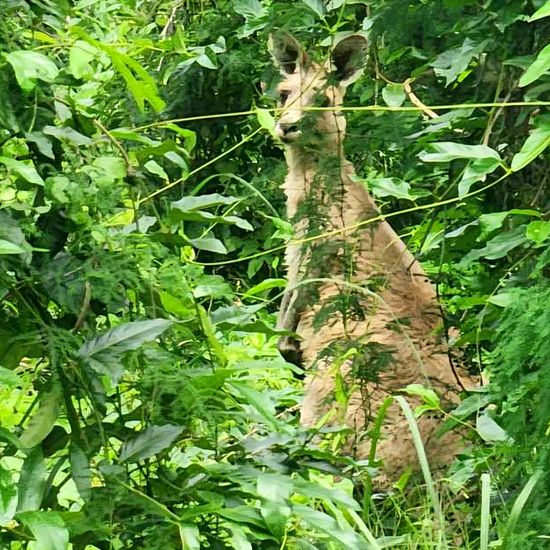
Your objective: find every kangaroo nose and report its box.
[278,123,299,135]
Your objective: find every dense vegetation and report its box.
[0,0,549,548]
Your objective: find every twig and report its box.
[404,78,439,119]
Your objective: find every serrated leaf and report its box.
[519,43,550,87]
[0,157,44,185]
[79,319,172,359]
[18,511,69,550]
[4,50,59,91]
[526,220,550,244]
[381,83,406,107]
[19,390,59,448]
[0,239,26,255]
[511,124,550,171]
[120,424,183,462]
[476,414,511,443]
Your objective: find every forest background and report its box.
[0,0,550,548]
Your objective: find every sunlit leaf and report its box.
[0,239,26,255]
[0,465,17,526]
[0,157,44,185]
[526,220,550,245]
[381,83,406,107]
[17,448,45,512]
[186,236,227,254]
[4,50,59,91]
[18,511,69,550]
[476,414,511,443]
[530,0,550,21]
[19,390,59,449]
[511,123,550,171]
[519,43,550,87]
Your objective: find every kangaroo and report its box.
[270,32,471,485]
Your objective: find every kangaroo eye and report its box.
[279,91,290,105]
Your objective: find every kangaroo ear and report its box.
[331,34,368,87]
[268,32,308,75]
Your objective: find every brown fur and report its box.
[270,33,474,485]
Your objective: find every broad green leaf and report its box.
[451,393,491,420]
[256,108,276,136]
[179,524,201,550]
[0,465,17,526]
[230,382,280,430]
[487,293,515,307]
[292,505,365,547]
[186,237,227,254]
[511,124,550,171]
[0,365,22,386]
[419,142,500,163]
[233,0,267,18]
[0,239,26,255]
[226,523,253,550]
[430,38,486,86]
[79,319,172,359]
[18,511,69,550]
[257,473,293,501]
[460,226,527,266]
[145,159,169,181]
[0,157,44,185]
[70,444,91,501]
[519,43,550,87]
[17,448,45,512]
[526,220,550,244]
[260,501,290,538]
[69,40,97,78]
[120,424,183,462]
[302,0,326,17]
[171,194,240,212]
[458,157,500,197]
[403,384,440,411]
[293,478,360,509]
[381,83,406,107]
[19,390,59,448]
[93,156,127,179]
[4,50,59,91]
[43,125,93,146]
[370,177,416,200]
[530,0,550,21]
[244,278,286,297]
[476,414,511,443]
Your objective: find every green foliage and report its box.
[0,0,549,548]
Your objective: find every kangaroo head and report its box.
[269,32,368,145]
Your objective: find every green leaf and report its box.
[18,511,69,550]
[43,125,93,146]
[244,278,287,297]
[186,237,227,254]
[179,524,201,550]
[458,157,501,197]
[530,0,550,21]
[0,157,44,185]
[451,393,491,420]
[526,220,550,245]
[79,319,172,359]
[230,382,280,430]
[145,159,169,181]
[69,40,97,78]
[233,0,267,18]
[256,108,276,136]
[257,473,293,501]
[70,444,91,501]
[93,156,127,179]
[511,124,550,171]
[260,501,290,538]
[4,50,59,92]
[487,293,514,307]
[17,448,45,512]
[519,43,550,87]
[430,38,486,86]
[0,365,22,386]
[476,414,511,443]
[172,194,240,212]
[419,142,500,163]
[120,424,183,462]
[370,177,416,200]
[19,390,59,449]
[381,83,406,107]
[0,239,26,255]
[460,226,527,266]
[403,384,441,411]
[0,465,17,526]
[301,0,326,17]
